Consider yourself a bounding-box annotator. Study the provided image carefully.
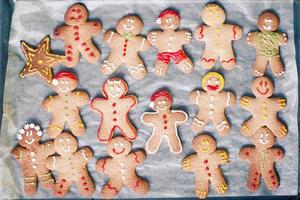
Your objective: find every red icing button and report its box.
[67,45,72,49]
[203,159,208,164]
[85,48,90,52]
[75,37,80,41]
[73,26,79,30]
[60,184,63,188]
[269,170,272,174]
[113,118,117,122]
[271,175,275,179]
[208,173,211,177]
[253,178,257,181]
[93,22,98,26]
[164,126,167,130]
[81,176,85,180]
[112,103,116,107]
[272,181,276,186]
[113,110,117,114]
[255,172,259,176]
[205,166,209,171]
[123,53,126,56]
[67,56,73,62]
[163,114,167,118]
[163,120,168,124]
[67,50,72,55]
[74,32,79,36]
[84,188,89,191]
[245,152,249,156]
[82,42,87,46]
[90,52,95,57]
[83,182,87,186]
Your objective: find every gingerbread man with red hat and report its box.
[141,90,188,154]
[147,9,194,76]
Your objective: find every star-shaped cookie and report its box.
[20,36,65,84]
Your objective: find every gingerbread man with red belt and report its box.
[90,78,137,143]
[54,3,102,67]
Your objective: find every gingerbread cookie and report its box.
[147,9,194,76]
[195,3,243,70]
[190,72,235,136]
[20,35,65,84]
[54,3,102,67]
[239,76,287,138]
[182,134,229,199]
[95,136,149,199]
[101,15,150,80]
[46,132,94,197]
[141,90,188,154]
[11,123,55,196]
[42,71,89,138]
[90,78,137,143]
[247,11,288,76]
[239,127,284,191]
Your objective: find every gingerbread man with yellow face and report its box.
[182,134,229,199]
[190,72,235,136]
[239,76,287,139]
[11,123,55,196]
[42,71,89,138]
[195,3,243,70]
[54,3,102,67]
[96,137,149,199]
[239,127,284,191]
[147,9,194,76]
[101,15,150,80]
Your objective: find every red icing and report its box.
[113,118,117,122]
[82,42,87,46]
[67,56,73,62]
[255,172,259,176]
[203,159,208,164]
[81,176,85,180]
[84,187,89,191]
[271,175,275,179]
[107,184,118,193]
[73,26,79,30]
[151,90,172,103]
[101,159,107,171]
[157,50,187,64]
[207,85,219,91]
[60,184,63,188]
[83,182,87,186]
[74,32,79,36]
[134,180,141,188]
[208,173,211,177]
[75,37,80,41]
[67,50,72,55]
[163,114,167,118]
[268,170,272,174]
[163,120,168,124]
[276,151,281,156]
[133,152,140,163]
[164,126,167,130]
[205,166,209,171]
[62,179,66,182]
[198,26,204,39]
[272,181,276,186]
[67,45,72,49]
[256,87,269,95]
[113,148,125,155]
[245,152,249,156]
[85,48,90,52]
[113,110,117,114]
[112,103,116,107]
[201,57,216,63]
[221,58,236,64]
[158,9,180,19]
[89,52,95,57]
[93,22,98,26]
[233,25,238,39]
[54,71,78,81]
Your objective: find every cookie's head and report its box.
[107,137,132,158]
[202,72,224,93]
[17,123,43,149]
[252,127,275,149]
[102,78,128,98]
[251,76,274,98]
[52,71,78,94]
[54,132,78,155]
[157,9,180,30]
[116,15,144,36]
[150,90,172,111]
[202,4,226,26]
[65,3,88,25]
[258,11,279,32]
[192,134,216,154]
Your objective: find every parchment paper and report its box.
[0,0,298,198]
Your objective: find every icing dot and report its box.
[268,170,272,174]
[82,42,87,46]
[205,166,209,171]
[37,60,43,65]
[31,152,35,156]
[85,48,90,52]
[73,26,79,30]
[67,50,72,55]
[75,37,80,41]
[163,115,167,118]
[89,52,95,57]
[67,56,73,62]
[112,103,116,107]
[164,126,167,130]
[113,110,117,114]
[208,173,211,177]
[93,22,98,26]
[203,159,208,164]
[113,118,117,122]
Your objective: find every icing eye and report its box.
[67,138,70,141]
[24,124,29,129]
[34,126,40,131]
[215,80,220,84]
[208,79,212,84]
[113,143,119,147]
[120,142,124,147]
[130,19,134,23]
[59,138,63,142]
[52,79,58,86]
[36,131,43,136]
[19,129,25,134]
[266,133,269,137]
[17,134,23,140]
[166,17,172,23]
[29,123,35,128]
[65,80,69,84]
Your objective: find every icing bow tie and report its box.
[122,32,133,40]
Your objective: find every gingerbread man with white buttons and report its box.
[54,3,102,67]
[96,136,149,199]
[42,71,89,138]
[11,123,55,196]
[182,134,229,199]
[141,90,187,154]
[101,15,150,80]
[46,132,95,197]
[90,77,137,143]
[239,127,284,191]
[239,76,287,138]
[190,72,235,136]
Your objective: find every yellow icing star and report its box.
[20,35,65,84]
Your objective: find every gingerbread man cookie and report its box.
[247,11,288,77]
[91,78,137,143]
[147,9,194,76]
[239,127,284,191]
[101,15,150,80]
[239,76,287,138]
[11,123,55,196]
[195,3,243,70]
[141,90,187,154]
[190,72,235,136]
[54,3,102,67]
[42,71,89,138]
[182,134,229,199]
[46,132,95,197]
[95,137,149,199]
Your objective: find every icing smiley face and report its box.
[107,137,131,157]
[202,4,226,26]
[102,78,127,98]
[150,90,173,112]
[116,15,143,36]
[17,123,43,149]
[252,127,275,149]
[192,134,216,154]
[251,76,274,98]
[54,132,78,155]
[64,3,88,25]
[52,71,78,94]
[257,11,279,32]
[202,72,225,93]
[157,10,180,31]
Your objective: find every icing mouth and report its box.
[164,24,174,29]
[113,148,125,155]
[201,147,209,152]
[62,145,71,152]
[157,105,167,111]
[123,24,134,31]
[256,87,269,95]
[59,87,70,93]
[263,25,272,30]
[207,85,219,91]
[25,139,35,145]
[260,137,269,145]
[71,15,82,21]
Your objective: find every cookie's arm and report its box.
[46,155,59,170]
[174,111,188,124]
[239,96,254,111]
[189,90,204,105]
[182,155,195,172]
[278,33,288,46]
[213,150,230,165]
[90,98,105,112]
[75,91,90,107]
[138,37,151,52]
[43,140,55,156]
[79,147,94,162]
[11,146,25,161]
[141,112,157,125]
[270,148,284,161]
[246,32,259,46]
[53,25,68,40]
[103,30,117,45]
[239,147,253,161]
[194,25,207,41]
[224,91,236,107]
[271,97,286,111]
[230,25,243,40]
[95,158,112,173]
[147,31,161,46]
[85,21,102,35]
[124,95,138,109]
[42,96,55,112]
[130,150,146,164]
[177,30,192,44]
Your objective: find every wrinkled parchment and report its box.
[0,0,297,198]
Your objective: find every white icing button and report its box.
[209,110,214,115]
[120,169,125,173]
[30,152,35,156]
[32,165,37,169]
[122,175,125,180]
[209,104,214,108]
[120,162,124,167]
[32,158,36,162]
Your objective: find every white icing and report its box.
[31,152,35,156]
[226,92,231,106]
[25,139,35,145]
[62,145,71,152]
[52,79,58,86]
[17,134,23,140]
[24,124,29,129]
[140,38,145,50]
[37,131,43,136]
[29,123,35,128]
[216,121,229,131]
[82,150,88,161]
[52,156,56,169]
[196,91,201,105]
[107,79,121,84]
[34,126,40,131]
[19,129,25,134]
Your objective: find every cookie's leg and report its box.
[68,117,85,137]
[37,166,54,189]
[23,172,37,196]
[146,131,162,154]
[101,179,122,199]
[118,122,137,141]
[167,130,182,153]
[268,120,287,139]
[195,174,209,199]
[212,114,231,136]
[220,46,236,70]
[252,55,268,76]
[54,177,72,197]
[97,121,114,143]
[76,172,95,197]
[65,43,80,67]
[201,48,218,69]
[126,175,149,195]
[176,56,194,74]
[263,168,279,190]
[247,164,261,192]
[100,55,121,75]
[79,40,100,63]
[46,118,65,138]
[127,57,147,80]
[241,117,260,137]
[270,56,285,77]
[210,170,228,194]
[191,113,208,133]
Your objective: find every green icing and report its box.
[257,31,280,58]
